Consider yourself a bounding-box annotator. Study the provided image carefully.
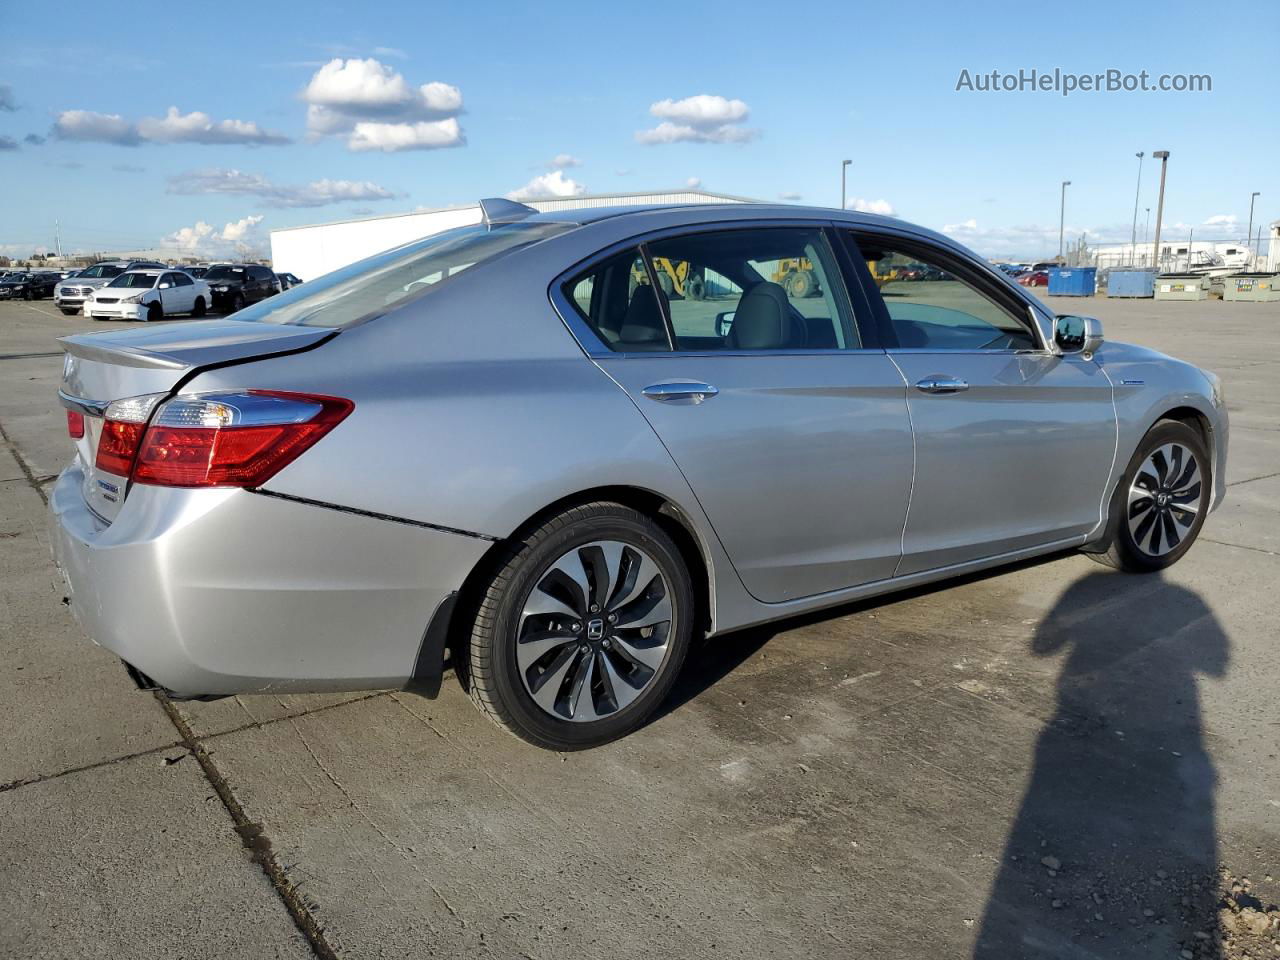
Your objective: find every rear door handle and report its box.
[641,381,720,404]
[915,376,969,394]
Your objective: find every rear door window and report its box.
[563,249,671,352]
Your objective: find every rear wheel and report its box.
[1091,420,1210,572]
[146,302,163,323]
[466,502,694,750]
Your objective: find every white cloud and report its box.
[685,176,702,189]
[53,106,288,146]
[506,170,587,201]
[779,191,803,202]
[136,107,289,145]
[848,197,896,216]
[1203,214,1236,226]
[167,168,398,207]
[346,118,464,152]
[942,217,979,232]
[163,215,266,257]
[302,58,464,151]
[636,94,756,144]
[550,153,581,168]
[52,109,139,145]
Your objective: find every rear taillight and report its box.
[94,394,165,476]
[131,391,352,488]
[66,410,85,439]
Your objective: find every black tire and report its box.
[59,307,78,316]
[192,296,206,317]
[786,270,815,299]
[657,272,675,298]
[1089,420,1211,572]
[232,293,245,313]
[467,502,694,750]
[146,302,163,323]
[23,289,33,301]
[685,274,706,301]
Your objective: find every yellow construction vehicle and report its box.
[770,258,822,298]
[630,258,707,300]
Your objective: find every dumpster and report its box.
[1048,267,1096,296]
[1222,273,1280,302]
[1107,269,1156,298]
[1154,274,1212,301]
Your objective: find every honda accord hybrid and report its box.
[50,199,1227,749]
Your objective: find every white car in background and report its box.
[84,269,211,322]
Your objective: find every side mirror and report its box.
[158,282,171,289]
[1054,314,1103,358]
[716,311,735,337]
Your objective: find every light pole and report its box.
[1058,180,1071,260]
[1130,152,1144,264]
[1151,150,1170,272]
[840,159,851,210]
[1247,191,1260,266]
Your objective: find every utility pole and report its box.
[54,219,61,260]
[1247,191,1260,267]
[1130,152,1144,265]
[1151,151,1170,272]
[1058,180,1071,260]
[840,159,851,210]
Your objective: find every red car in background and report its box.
[1018,270,1049,287]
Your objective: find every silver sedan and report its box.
[50,200,1228,749]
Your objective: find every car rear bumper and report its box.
[49,462,489,696]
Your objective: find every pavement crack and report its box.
[1227,470,1280,488]
[1201,537,1278,556]
[0,741,185,794]
[154,693,341,960]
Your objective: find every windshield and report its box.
[78,264,125,279]
[107,273,159,289]
[232,220,575,328]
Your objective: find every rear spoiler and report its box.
[58,322,338,372]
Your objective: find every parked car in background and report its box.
[84,269,210,322]
[185,266,209,279]
[205,263,278,313]
[0,271,60,300]
[1031,261,1062,273]
[1018,270,1050,287]
[48,199,1227,750]
[276,272,303,290]
[54,261,166,316]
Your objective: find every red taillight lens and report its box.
[66,410,85,439]
[131,391,352,488]
[95,419,146,475]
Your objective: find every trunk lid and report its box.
[59,319,336,522]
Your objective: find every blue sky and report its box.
[2,0,1276,260]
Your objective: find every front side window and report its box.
[107,272,159,289]
[849,236,1039,351]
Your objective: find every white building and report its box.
[1093,239,1258,272]
[270,190,756,282]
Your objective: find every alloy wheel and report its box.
[516,540,673,722]
[1127,442,1202,557]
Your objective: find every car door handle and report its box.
[915,376,969,394]
[641,381,720,404]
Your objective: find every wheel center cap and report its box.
[1156,492,1170,506]
[586,619,605,641]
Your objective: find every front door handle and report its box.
[915,376,969,394]
[641,381,720,404]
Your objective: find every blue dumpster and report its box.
[1048,267,1097,296]
[1107,269,1156,298]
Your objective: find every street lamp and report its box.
[1247,191,1261,265]
[1130,152,1144,264]
[1151,150,1170,271]
[1058,180,1071,260]
[840,159,851,210]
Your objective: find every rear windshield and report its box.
[205,266,247,281]
[107,273,159,288]
[78,264,125,279]
[232,220,575,328]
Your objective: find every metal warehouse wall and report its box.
[269,191,752,281]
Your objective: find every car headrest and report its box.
[619,285,669,348]
[728,282,793,350]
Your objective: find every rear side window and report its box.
[564,249,671,352]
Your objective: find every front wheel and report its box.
[1091,420,1211,572]
[146,302,163,323]
[466,502,694,750]
[191,297,206,317]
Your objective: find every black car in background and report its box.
[205,263,278,313]
[276,271,302,290]
[0,272,60,300]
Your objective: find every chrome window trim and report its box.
[548,217,880,360]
